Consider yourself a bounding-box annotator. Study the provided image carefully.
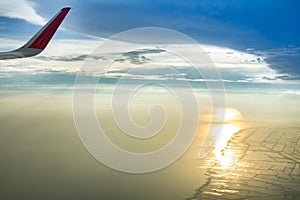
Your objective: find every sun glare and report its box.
[214,124,239,152]
[213,108,243,122]
[210,108,244,169]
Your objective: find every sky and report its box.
[0,0,299,85]
[1,2,300,199]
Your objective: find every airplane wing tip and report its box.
[25,7,71,50]
[62,7,71,12]
[0,7,71,60]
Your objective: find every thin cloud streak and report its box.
[0,0,45,25]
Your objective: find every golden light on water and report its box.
[214,124,239,152]
[211,108,244,169]
[213,108,243,122]
[195,108,250,196]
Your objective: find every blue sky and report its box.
[69,0,300,49]
[27,0,300,49]
[0,0,299,82]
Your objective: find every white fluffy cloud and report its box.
[0,0,45,25]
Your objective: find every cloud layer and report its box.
[0,38,291,84]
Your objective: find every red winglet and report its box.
[28,7,71,50]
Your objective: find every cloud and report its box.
[0,38,297,84]
[253,47,300,80]
[0,38,24,51]
[0,0,45,25]
[116,49,166,65]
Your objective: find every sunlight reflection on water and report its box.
[198,108,246,196]
[200,108,245,170]
[212,108,244,169]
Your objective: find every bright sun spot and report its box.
[210,108,244,169]
[214,124,239,152]
[213,108,243,122]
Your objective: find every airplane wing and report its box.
[0,7,71,60]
